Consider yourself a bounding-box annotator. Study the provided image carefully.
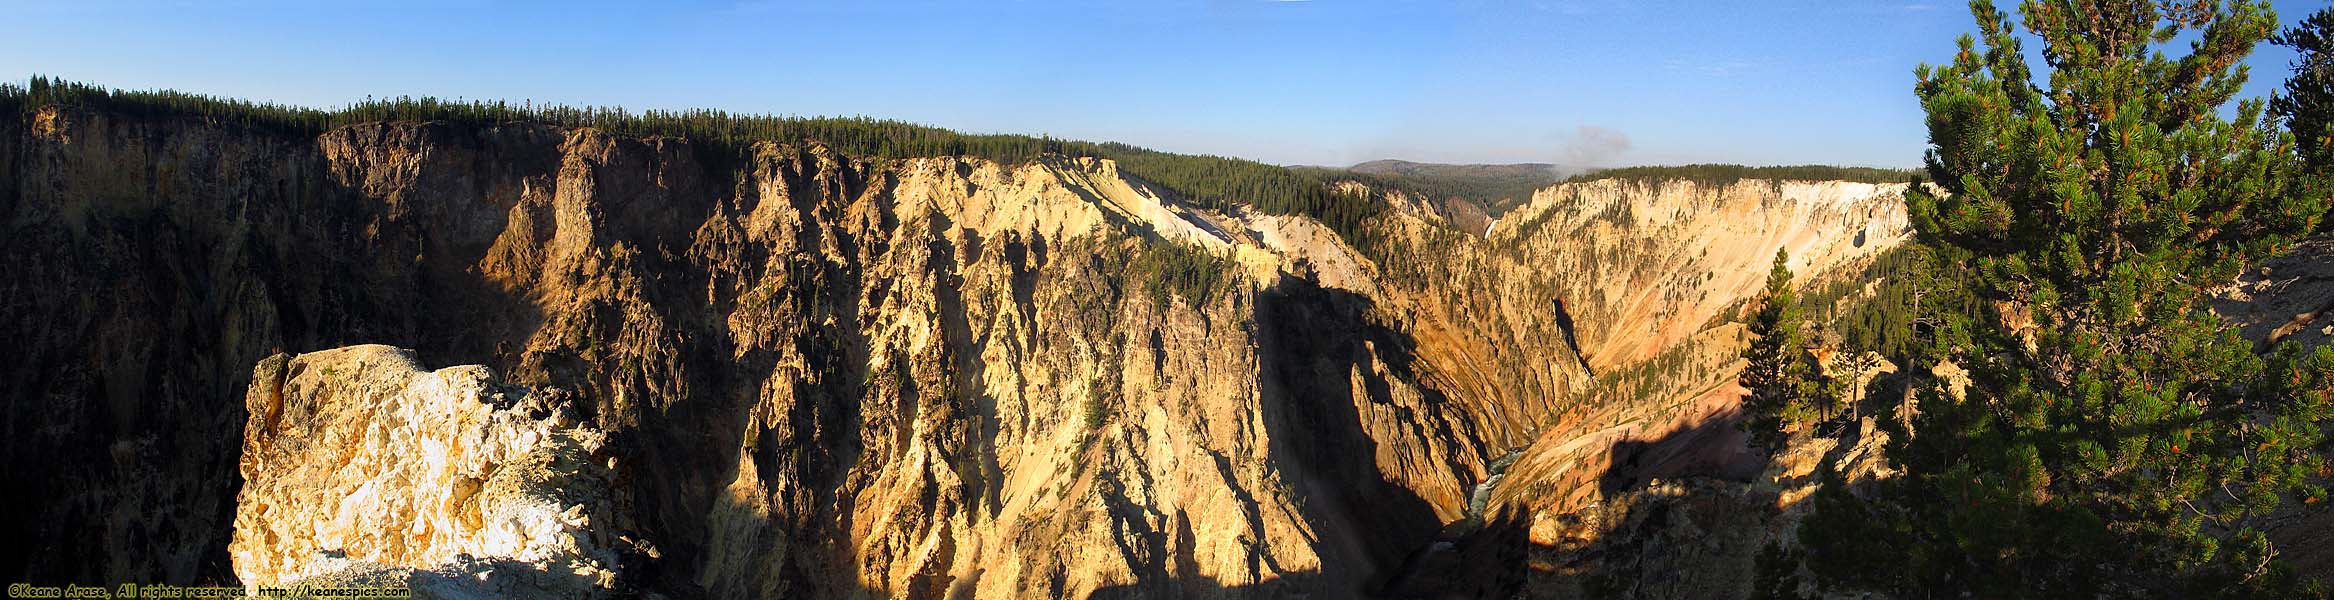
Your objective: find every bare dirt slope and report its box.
[2214,236,2334,576]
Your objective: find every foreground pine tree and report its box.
[1740,248,1822,452]
[1801,0,2334,596]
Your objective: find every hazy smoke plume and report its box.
[1556,125,1632,167]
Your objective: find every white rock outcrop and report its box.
[233,345,630,598]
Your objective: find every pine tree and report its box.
[1739,248,1822,452]
[1800,1,2334,595]
[2277,7,2334,170]
[2276,7,2334,236]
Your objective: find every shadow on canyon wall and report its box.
[0,117,751,587]
[0,120,566,584]
[1600,407,1763,495]
[1080,274,1493,598]
[1252,274,1453,596]
[1382,403,1782,598]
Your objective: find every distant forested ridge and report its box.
[1298,159,1573,218]
[1567,163,1919,187]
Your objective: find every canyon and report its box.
[2,102,1924,597]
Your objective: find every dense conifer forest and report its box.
[1568,164,1919,187]
[1290,165,1560,217]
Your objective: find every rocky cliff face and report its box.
[5,106,363,584]
[1356,177,1911,597]
[2,104,1912,598]
[234,345,629,597]
[1488,178,1911,373]
[0,107,1494,597]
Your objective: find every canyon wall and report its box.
[1489,178,1912,373]
[1,104,1912,598]
[1360,176,1913,596]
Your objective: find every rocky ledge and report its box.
[233,345,647,598]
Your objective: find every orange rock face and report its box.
[5,104,1910,598]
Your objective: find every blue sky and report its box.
[1,1,2323,168]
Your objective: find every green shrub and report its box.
[1126,241,1236,310]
